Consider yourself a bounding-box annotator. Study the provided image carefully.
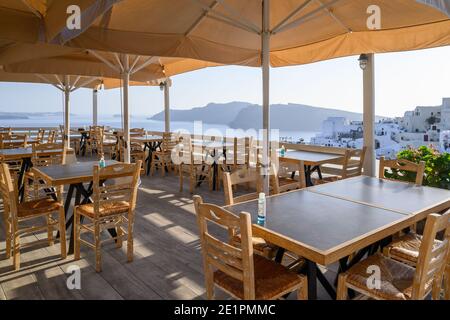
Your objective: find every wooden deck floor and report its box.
[0,169,337,300]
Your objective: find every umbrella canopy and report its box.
[2,0,446,66]
[0,43,219,81]
[0,67,161,90]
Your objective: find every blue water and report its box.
[0,115,318,143]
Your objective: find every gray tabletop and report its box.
[34,160,119,185]
[307,176,450,215]
[226,190,406,253]
[281,150,343,166]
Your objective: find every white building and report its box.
[399,98,450,133]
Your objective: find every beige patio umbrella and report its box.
[0,43,219,161]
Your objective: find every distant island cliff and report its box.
[150,101,384,131]
[0,112,72,120]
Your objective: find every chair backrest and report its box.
[130,128,145,136]
[35,129,46,143]
[412,210,450,299]
[193,195,256,299]
[223,167,263,205]
[379,157,425,185]
[343,146,366,178]
[161,132,179,152]
[0,163,18,221]
[32,143,67,167]
[233,137,252,167]
[47,130,57,143]
[273,160,306,193]
[0,133,28,149]
[0,127,11,134]
[321,147,366,179]
[91,161,141,219]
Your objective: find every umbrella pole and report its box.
[164,80,171,133]
[63,75,70,150]
[122,54,131,163]
[262,0,271,194]
[363,53,376,176]
[93,89,98,126]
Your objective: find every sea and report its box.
[0,114,319,143]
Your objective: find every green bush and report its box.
[384,146,450,189]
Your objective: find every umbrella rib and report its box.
[88,50,121,73]
[185,0,220,35]
[70,75,82,91]
[129,56,141,73]
[20,0,42,18]
[132,56,157,74]
[272,0,314,33]
[71,77,101,92]
[215,0,261,32]
[35,74,63,91]
[314,0,351,32]
[191,0,260,34]
[274,0,341,34]
[114,53,125,72]
[208,14,260,35]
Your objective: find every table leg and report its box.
[316,265,337,299]
[304,165,314,187]
[305,260,317,300]
[18,157,32,202]
[274,248,285,264]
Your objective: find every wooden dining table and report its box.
[131,135,163,175]
[225,176,450,300]
[192,140,235,190]
[0,147,73,201]
[281,150,344,186]
[32,160,120,254]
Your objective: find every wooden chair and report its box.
[383,208,450,299]
[130,128,145,136]
[130,142,146,174]
[379,156,425,185]
[47,130,57,144]
[74,161,141,272]
[0,162,66,270]
[150,132,178,176]
[273,160,306,193]
[314,147,366,185]
[36,129,46,144]
[222,166,281,259]
[102,132,118,159]
[86,126,104,157]
[178,136,213,193]
[0,133,28,149]
[337,211,450,300]
[24,143,66,200]
[223,166,263,206]
[193,195,307,300]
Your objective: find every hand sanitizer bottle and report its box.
[99,154,106,168]
[257,193,266,225]
[280,145,286,157]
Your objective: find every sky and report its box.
[0,46,449,118]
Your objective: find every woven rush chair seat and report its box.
[312,176,340,185]
[338,211,449,300]
[342,253,431,300]
[76,201,130,218]
[18,198,62,217]
[214,254,305,300]
[384,232,442,265]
